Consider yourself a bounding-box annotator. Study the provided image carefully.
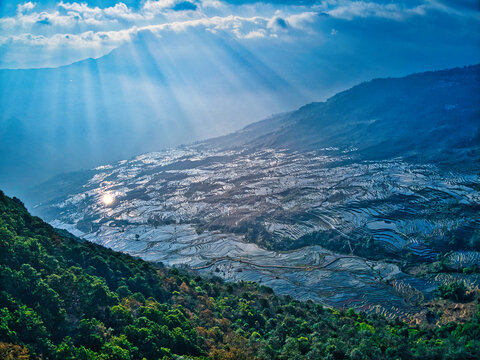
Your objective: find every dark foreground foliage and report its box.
[437,282,473,303]
[0,190,479,359]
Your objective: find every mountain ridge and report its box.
[207,64,480,170]
[0,29,312,197]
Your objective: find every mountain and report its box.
[29,65,480,319]
[0,29,315,197]
[3,23,476,198]
[3,190,479,359]
[210,64,480,168]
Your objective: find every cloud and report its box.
[285,11,318,28]
[0,0,227,33]
[146,14,285,38]
[143,0,177,13]
[17,2,36,14]
[102,3,146,21]
[314,0,479,21]
[58,2,102,15]
[426,0,480,20]
[267,16,288,30]
[243,29,267,38]
[3,0,472,39]
[222,0,318,4]
[1,0,479,69]
[1,4,109,31]
[1,28,137,48]
[37,17,51,26]
[201,0,226,9]
[435,0,480,12]
[0,12,313,48]
[324,1,426,21]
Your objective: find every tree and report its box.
[437,282,471,302]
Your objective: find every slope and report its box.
[0,29,310,197]
[1,190,480,359]
[212,64,480,169]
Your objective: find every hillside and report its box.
[29,65,480,319]
[211,64,480,169]
[0,29,312,197]
[1,190,480,359]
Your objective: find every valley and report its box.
[36,145,480,318]
[28,65,480,320]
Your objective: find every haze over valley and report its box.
[1,0,479,197]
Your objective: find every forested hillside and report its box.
[0,190,479,360]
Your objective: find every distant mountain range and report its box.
[210,64,480,169]
[0,29,316,197]
[3,27,476,197]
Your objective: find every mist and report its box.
[1,0,479,200]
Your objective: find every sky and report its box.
[0,0,479,198]
[0,0,479,69]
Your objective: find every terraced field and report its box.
[35,145,480,316]
[50,219,434,318]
